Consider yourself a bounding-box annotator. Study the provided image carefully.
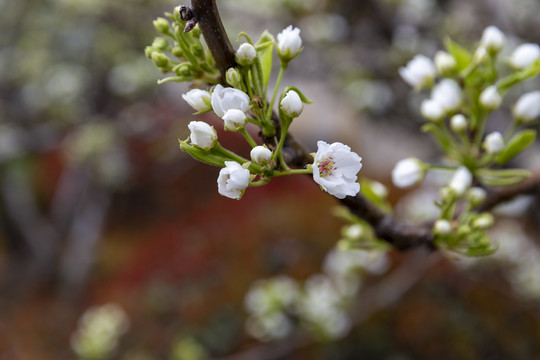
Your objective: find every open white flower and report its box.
[222,109,247,131]
[513,90,540,123]
[449,166,472,196]
[277,25,302,61]
[182,89,212,112]
[217,161,251,200]
[211,84,250,118]
[509,43,540,69]
[188,121,217,150]
[391,158,425,188]
[280,90,303,117]
[312,141,362,199]
[399,55,436,90]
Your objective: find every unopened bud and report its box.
[153,17,170,35]
[226,68,242,88]
[151,52,169,68]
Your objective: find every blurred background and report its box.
[1,0,540,359]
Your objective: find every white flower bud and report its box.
[449,166,472,196]
[474,46,489,63]
[513,90,540,123]
[480,26,506,54]
[250,146,272,164]
[434,219,452,235]
[420,98,445,121]
[236,43,257,66]
[188,121,217,150]
[391,158,424,188]
[217,161,251,199]
[211,84,250,118]
[222,109,247,131]
[434,51,457,75]
[483,131,504,154]
[431,79,462,112]
[226,67,242,88]
[473,214,494,229]
[450,114,468,133]
[399,55,436,90]
[277,25,302,61]
[509,43,540,69]
[468,187,487,206]
[280,90,303,117]
[479,85,502,110]
[182,89,212,112]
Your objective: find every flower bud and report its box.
[391,157,425,188]
[144,46,155,59]
[420,98,445,122]
[434,51,457,75]
[431,79,462,112]
[175,63,193,77]
[250,146,272,164]
[152,37,169,51]
[473,213,494,229]
[188,121,217,150]
[399,55,436,90]
[467,187,487,206]
[226,68,242,88]
[151,52,170,68]
[449,166,472,196]
[222,109,247,131]
[236,43,257,66]
[434,219,452,235]
[483,131,504,154]
[513,90,540,123]
[450,114,467,133]
[509,43,540,69]
[480,26,505,54]
[182,89,212,112]
[153,17,170,35]
[280,90,303,118]
[171,46,183,58]
[191,43,204,57]
[474,46,489,64]
[277,25,302,62]
[479,85,502,110]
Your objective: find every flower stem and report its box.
[239,128,258,148]
[273,168,312,176]
[266,64,285,121]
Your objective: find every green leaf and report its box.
[497,59,540,91]
[477,168,531,186]
[444,37,473,72]
[179,140,232,167]
[497,130,536,165]
[256,42,273,89]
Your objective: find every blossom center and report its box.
[318,156,337,177]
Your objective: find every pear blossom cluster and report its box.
[392,25,540,256]
[174,23,362,200]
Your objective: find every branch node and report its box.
[179,5,199,32]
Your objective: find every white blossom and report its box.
[480,26,506,53]
[250,146,272,164]
[509,43,540,69]
[434,219,452,235]
[391,157,425,188]
[483,131,504,154]
[399,55,436,89]
[479,85,502,110]
[187,121,217,150]
[420,98,445,121]
[182,89,212,112]
[312,141,362,199]
[280,90,303,117]
[222,109,247,131]
[217,161,250,199]
[431,79,462,112]
[236,43,257,65]
[513,91,540,123]
[277,25,302,60]
[468,187,487,206]
[450,114,467,133]
[434,51,457,75]
[211,84,250,118]
[449,166,472,196]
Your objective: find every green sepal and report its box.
[281,86,313,104]
[496,129,536,165]
[477,168,531,186]
[497,59,540,92]
[179,140,232,167]
[444,37,473,72]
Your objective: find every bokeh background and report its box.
[1,0,540,359]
